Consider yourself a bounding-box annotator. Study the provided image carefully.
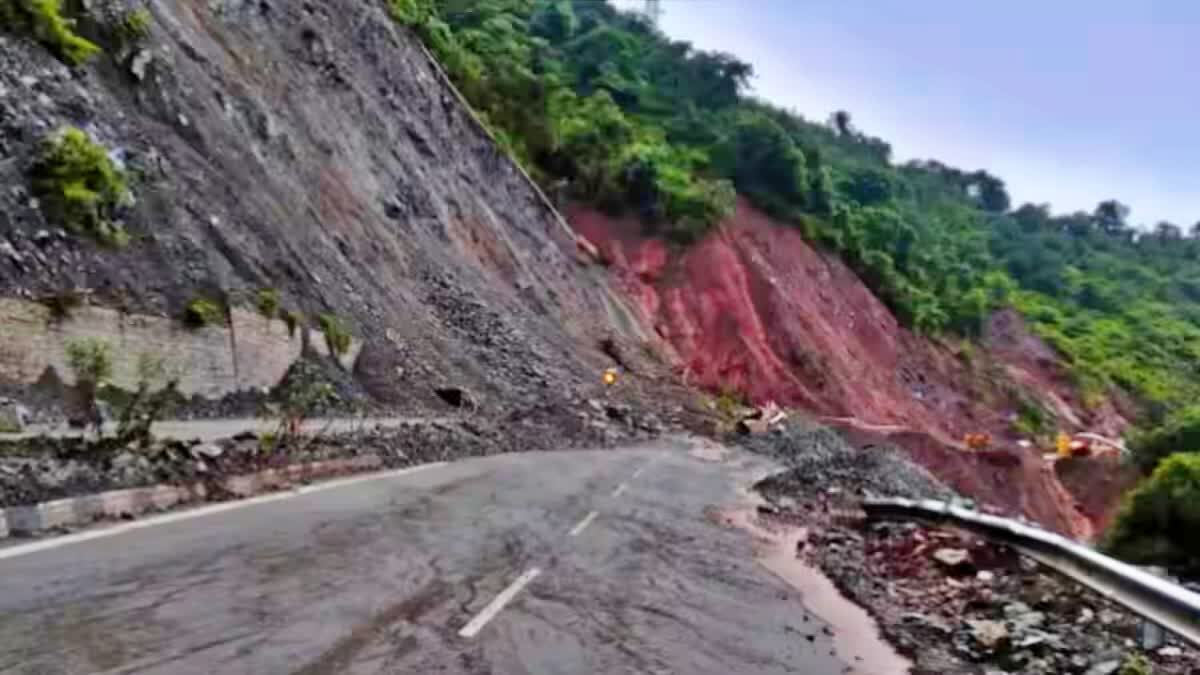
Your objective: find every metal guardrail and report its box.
[862,497,1200,649]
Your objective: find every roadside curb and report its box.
[0,454,383,539]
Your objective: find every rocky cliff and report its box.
[0,0,655,413]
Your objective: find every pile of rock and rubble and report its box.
[0,392,682,509]
[801,515,1200,674]
[748,421,1199,674]
[743,420,953,502]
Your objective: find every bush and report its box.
[255,288,280,319]
[30,127,130,247]
[1104,452,1200,575]
[714,386,746,420]
[317,313,351,357]
[114,6,150,45]
[1012,395,1050,437]
[64,337,113,385]
[1,0,101,65]
[183,297,224,327]
[1119,653,1152,675]
[1128,404,1200,473]
[386,0,433,26]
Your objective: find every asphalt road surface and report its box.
[0,439,898,674]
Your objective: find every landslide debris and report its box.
[801,516,1200,675]
[748,421,1199,675]
[572,204,1120,537]
[0,391,684,509]
[744,420,952,502]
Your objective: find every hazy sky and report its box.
[611,0,1199,227]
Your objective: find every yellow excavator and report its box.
[1055,432,1127,458]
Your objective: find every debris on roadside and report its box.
[746,420,1200,674]
[0,395,681,511]
[777,501,1200,674]
[736,400,788,435]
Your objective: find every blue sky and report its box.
[612,0,1199,227]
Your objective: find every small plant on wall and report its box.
[317,313,352,357]
[183,296,225,328]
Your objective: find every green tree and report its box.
[1093,199,1130,236]
[712,111,807,212]
[1104,453,1200,575]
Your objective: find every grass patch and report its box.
[255,288,280,319]
[183,297,224,328]
[0,0,101,65]
[317,313,352,357]
[30,127,130,247]
[711,386,749,429]
[1118,654,1152,675]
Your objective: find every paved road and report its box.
[1,416,447,442]
[0,439,899,674]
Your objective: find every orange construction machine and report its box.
[1055,432,1123,458]
[964,432,992,450]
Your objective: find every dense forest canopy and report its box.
[390,0,1200,427]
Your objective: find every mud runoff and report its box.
[727,504,911,675]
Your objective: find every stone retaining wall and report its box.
[0,299,360,398]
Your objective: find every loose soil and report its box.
[573,202,1129,536]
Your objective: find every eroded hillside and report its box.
[571,200,1130,537]
[0,0,657,413]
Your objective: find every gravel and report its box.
[0,394,681,508]
[741,419,953,502]
[742,420,1199,674]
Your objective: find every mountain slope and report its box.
[0,0,655,413]
[573,199,1116,537]
[406,0,1200,424]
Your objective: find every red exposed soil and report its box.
[1054,455,1142,532]
[569,199,1129,538]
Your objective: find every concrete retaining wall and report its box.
[0,299,360,398]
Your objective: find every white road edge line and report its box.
[612,482,628,497]
[0,462,448,562]
[568,511,599,537]
[458,567,542,638]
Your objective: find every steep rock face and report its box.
[0,0,650,408]
[571,200,1117,537]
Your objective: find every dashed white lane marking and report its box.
[458,567,542,638]
[611,482,628,497]
[0,462,449,562]
[631,465,647,479]
[568,511,599,537]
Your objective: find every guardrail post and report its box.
[1139,565,1172,650]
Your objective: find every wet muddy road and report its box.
[0,439,900,674]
